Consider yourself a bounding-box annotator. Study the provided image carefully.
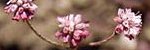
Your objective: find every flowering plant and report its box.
[114,8,142,40]
[4,0,37,21]
[56,14,90,47]
[4,0,143,49]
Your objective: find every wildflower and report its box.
[4,0,37,21]
[55,14,90,47]
[114,8,142,40]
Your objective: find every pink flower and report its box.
[114,8,142,40]
[55,14,90,47]
[4,0,37,21]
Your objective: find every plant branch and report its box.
[89,31,116,46]
[25,20,63,47]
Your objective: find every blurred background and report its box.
[0,0,150,50]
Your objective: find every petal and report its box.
[115,24,124,34]
[135,15,141,19]
[18,7,24,13]
[113,17,123,23]
[118,8,124,16]
[4,4,18,13]
[75,23,89,29]
[73,30,82,40]
[123,29,129,35]
[74,30,82,36]
[69,14,74,22]
[71,39,77,47]
[10,4,18,12]
[17,0,23,5]
[55,31,62,38]
[22,3,30,8]
[129,27,140,36]
[126,12,135,18]
[6,0,11,5]
[57,17,65,24]
[125,8,132,13]
[63,35,70,42]
[122,20,129,28]
[133,18,142,24]
[4,6,10,13]
[74,14,81,24]
[12,12,20,21]
[69,21,75,32]
[75,23,83,29]
[7,0,17,5]
[29,3,38,10]
[121,14,128,20]
[58,24,65,28]
[21,12,28,20]
[73,36,80,40]
[81,30,89,38]
[63,27,69,33]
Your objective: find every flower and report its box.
[114,8,142,40]
[4,0,38,21]
[55,14,90,47]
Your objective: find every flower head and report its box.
[114,8,142,40]
[55,14,90,47]
[4,0,37,21]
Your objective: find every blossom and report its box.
[55,14,90,47]
[114,8,142,40]
[4,0,38,21]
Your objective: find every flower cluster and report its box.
[55,14,90,47]
[4,0,38,21]
[113,8,142,40]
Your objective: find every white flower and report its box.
[114,8,142,40]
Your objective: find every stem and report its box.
[25,20,63,47]
[89,32,116,46]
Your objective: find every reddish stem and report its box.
[89,31,116,46]
[25,20,63,47]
